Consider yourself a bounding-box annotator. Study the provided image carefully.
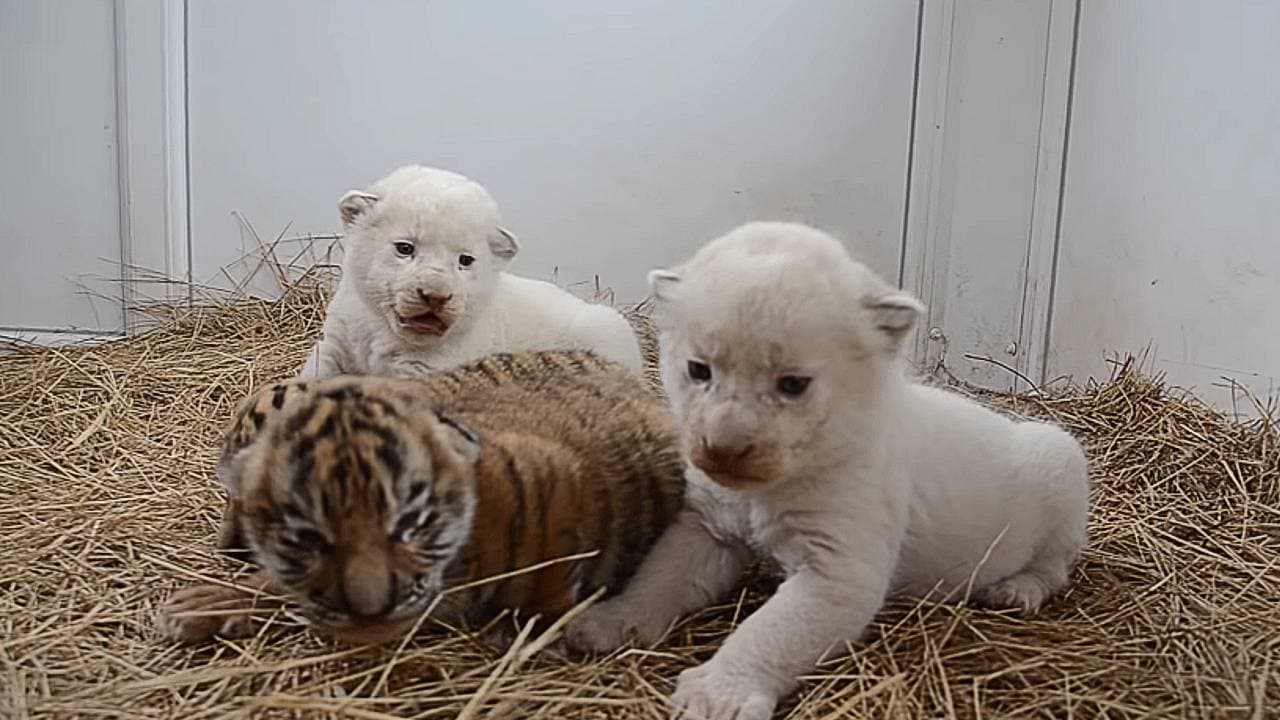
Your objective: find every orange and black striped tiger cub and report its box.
[155,350,686,645]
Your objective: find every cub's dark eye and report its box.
[392,514,419,543]
[393,241,415,257]
[458,253,476,267]
[292,528,331,554]
[392,509,437,544]
[687,360,712,382]
[776,375,812,397]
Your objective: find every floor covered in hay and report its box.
[1,282,1277,719]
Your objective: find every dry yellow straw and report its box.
[1,246,1276,718]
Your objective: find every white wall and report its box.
[1049,1,1280,408]
[903,0,1076,387]
[185,0,918,301]
[0,0,124,333]
[4,0,1278,411]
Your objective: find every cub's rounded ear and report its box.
[489,226,520,261]
[647,268,682,303]
[434,410,482,465]
[863,290,925,353]
[338,190,379,226]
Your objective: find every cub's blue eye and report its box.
[688,360,711,382]
[393,241,415,257]
[458,253,476,267]
[777,375,812,396]
[292,528,331,554]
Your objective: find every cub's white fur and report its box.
[566,222,1091,720]
[300,165,642,378]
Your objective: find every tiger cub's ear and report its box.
[433,410,482,465]
[215,449,249,499]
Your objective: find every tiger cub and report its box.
[156,350,686,645]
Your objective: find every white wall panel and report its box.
[0,0,124,332]
[1050,1,1280,410]
[184,0,917,302]
[903,0,1075,389]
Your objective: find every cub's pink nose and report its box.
[340,560,395,618]
[416,290,453,307]
[692,436,772,489]
[699,437,756,466]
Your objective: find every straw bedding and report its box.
[1,276,1276,719]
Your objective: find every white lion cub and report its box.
[566,222,1090,719]
[299,165,643,378]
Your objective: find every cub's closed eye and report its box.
[393,241,415,257]
[777,375,812,396]
[687,360,712,382]
[293,528,332,554]
[392,513,418,543]
[458,253,476,267]
[392,509,437,543]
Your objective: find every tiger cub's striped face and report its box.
[220,378,481,644]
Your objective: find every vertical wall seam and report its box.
[1015,2,1058,365]
[112,0,132,331]
[925,1,959,348]
[1041,0,1083,384]
[898,0,926,290]
[182,0,193,303]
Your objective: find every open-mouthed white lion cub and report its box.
[565,222,1090,719]
[299,165,643,378]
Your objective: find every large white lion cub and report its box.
[300,165,643,377]
[566,222,1091,719]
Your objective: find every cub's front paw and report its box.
[974,572,1050,617]
[155,584,255,643]
[671,661,777,720]
[563,601,668,655]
